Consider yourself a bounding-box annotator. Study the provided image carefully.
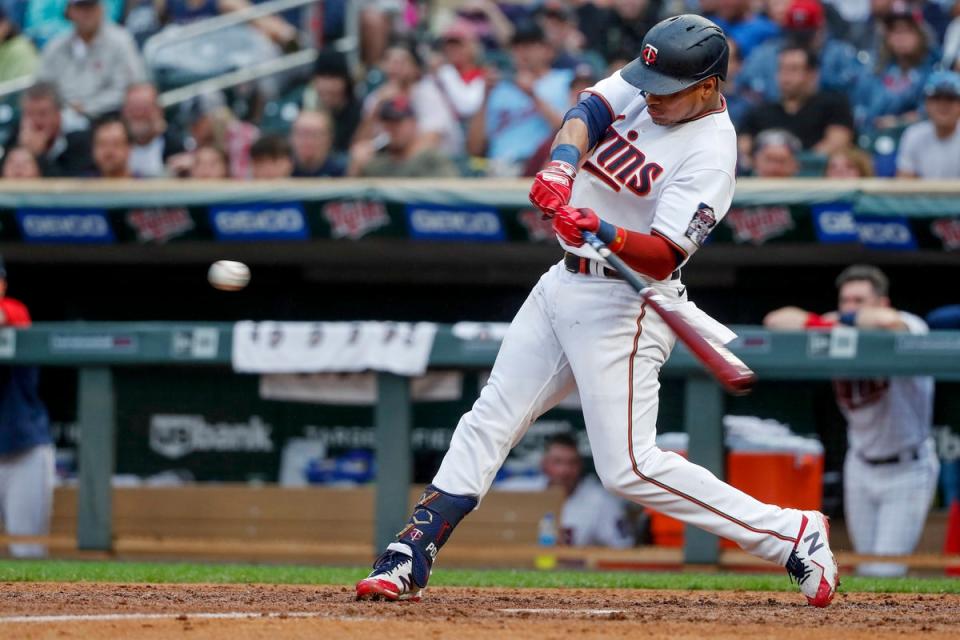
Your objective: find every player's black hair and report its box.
[779,43,820,70]
[545,432,578,451]
[250,134,292,161]
[835,265,889,297]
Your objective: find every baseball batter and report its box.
[765,265,939,576]
[357,15,838,607]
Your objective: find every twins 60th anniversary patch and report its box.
[685,203,717,246]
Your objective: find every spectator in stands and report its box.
[1,147,40,178]
[349,95,458,178]
[896,70,960,178]
[188,145,229,179]
[853,3,936,133]
[522,62,595,176]
[708,0,780,57]
[467,21,572,176]
[121,83,188,179]
[536,0,587,70]
[737,0,863,102]
[36,0,146,124]
[751,128,801,177]
[303,49,361,155]
[575,0,662,65]
[91,116,132,178]
[0,256,54,558]
[4,82,93,177]
[739,47,854,161]
[498,433,635,548]
[183,92,258,179]
[764,265,938,576]
[724,38,757,129]
[0,7,38,83]
[356,39,463,158]
[454,0,515,50]
[290,110,345,178]
[24,0,124,48]
[250,134,293,179]
[825,147,875,177]
[155,0,296,47]
[945,3,960,71]
[433,20,486,121]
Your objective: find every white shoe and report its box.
[786,511,839,608]
[355,542,424,602]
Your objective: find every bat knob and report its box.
[724,372,758,396]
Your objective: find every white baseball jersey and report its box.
[834,311,934,460]
[563,70,738,274]
[432,67,811,572]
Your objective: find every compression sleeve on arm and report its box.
[605,228,682,281]
[563,94,614,149]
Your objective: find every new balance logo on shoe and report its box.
[804,531,824,556]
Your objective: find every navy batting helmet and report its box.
[621,14,729,95]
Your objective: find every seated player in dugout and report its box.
[357,15,837,608]
[498,433,636,548]
[764,265,938,576]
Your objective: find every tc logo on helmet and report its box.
[642,44,658,65]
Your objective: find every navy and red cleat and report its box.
[355,543,424,602]
[786,511,839,608]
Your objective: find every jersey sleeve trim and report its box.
[650,228,690,258]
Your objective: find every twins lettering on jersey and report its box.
[583,128,664,196]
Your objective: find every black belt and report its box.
[564,252,680,281]
[859,446,922,466]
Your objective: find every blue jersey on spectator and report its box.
[737,37,864,102]
[0,366,51,456]
[711,15,780,58]
[853,58,935,132]
[485,69,573,165]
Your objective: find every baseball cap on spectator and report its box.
[67,0,99,6]
[378,95,415,121]
[783,0,824,31]
[924,71,960,99]
[882,0,921,25]
[511,20,546,46]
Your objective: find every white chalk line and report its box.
[0,607,626,625]
[0,612,328,624]
[499,608,625,616]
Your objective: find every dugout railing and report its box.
[4,322,960,564]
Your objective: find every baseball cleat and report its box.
[786,511,839,608]
[355,543,424,602]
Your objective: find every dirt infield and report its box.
[0,583,958,639]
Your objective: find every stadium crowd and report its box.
[0,0,957,180]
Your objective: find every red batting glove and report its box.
[552,205,600,247]
[529,160,576,217]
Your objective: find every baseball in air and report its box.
[208,260,250,291]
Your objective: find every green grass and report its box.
[0,560,958,594]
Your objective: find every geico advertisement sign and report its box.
[813,205,915,249]
[17,209,114,243]
[209,203,308,241]
[149,414,274,459]
[405,204,504,241]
